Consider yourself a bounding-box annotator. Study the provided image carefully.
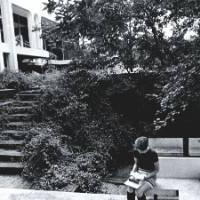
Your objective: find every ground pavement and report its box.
[0,177,200,200]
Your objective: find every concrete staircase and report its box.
[0,88,40,174]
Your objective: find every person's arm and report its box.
[144,161,159,180]
[129,158,139,181]
[131,158,138,173]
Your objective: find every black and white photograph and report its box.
[0,0,200,199]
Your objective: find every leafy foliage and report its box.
[0,71,30,90]
[43,0,200,72]
[24,69,146,191]
[23,123,111,192]
[154,64,200,132]
[23,0,200,192]
[23,125,62,180]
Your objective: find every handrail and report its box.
[23,40,30,48]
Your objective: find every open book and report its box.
[124,172,146,189]
[130,171,146,180]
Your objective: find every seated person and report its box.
[126,136,159,200]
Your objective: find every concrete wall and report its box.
[158,157,200,179]
[189,138,200,156]
[149,138,183,155]
[149,138,200,178]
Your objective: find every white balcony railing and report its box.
[16,34,30,48]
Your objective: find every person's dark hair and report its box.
[135,136,148,151]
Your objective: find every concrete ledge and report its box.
[48,60,72,65]
[149,138,183,155]
[16,47,49,58]
[189,138,200,156]
[0,188,126,200]
[158,157,200,178]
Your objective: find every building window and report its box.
[0,7,4,42]
[13,13,30,47]
[3,53,9,69]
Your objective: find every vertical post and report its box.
[0,51,5,72]
[154,194,158,200]
[176,190,179,198]
[183,137,189,157]
[0,28,1,42]
[19,34,23,47]
[27,12,32,48]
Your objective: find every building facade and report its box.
[0,0,50,72]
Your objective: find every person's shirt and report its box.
[133,148,158,172]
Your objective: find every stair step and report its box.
[19,89,41,94]
[8,106,33,114]
[0,130,27,140]
[0,89,16,99]
[13,101,38,106]
[0,162,23,174]
[0,150,23,162]
[6,114,34,122]
[0,100,14,107]
[5,122,32,130]
[29,87,40,90]
[0,162,23,168]
[0,140,24,149]
[17,93,40,101]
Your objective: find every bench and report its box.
[146,189,179,200]
[103,177,179,200]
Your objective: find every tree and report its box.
[41,1,164,70]
[43,0,200,70]
[44,0,200,134]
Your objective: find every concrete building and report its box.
[0,0,50,72]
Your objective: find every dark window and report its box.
[13,13,30,47]
[0,7,4,42]
[3,53,9,69]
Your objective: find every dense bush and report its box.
[37,69,139,155]
[23,124,110,192]
[153,64,200,136]
[24,69,150,192]
[0,69,62,91]
[23,125,62,181]
[0,71,30,90]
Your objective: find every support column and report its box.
[183,137,189,157]
[36,15,43,49]
[0,51,5,72]
[1,0,18,72]
[37,16,43,49]
[28,13,33,48]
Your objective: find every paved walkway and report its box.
[102,178,200,200]
[0,175,30,189]
[0,189,125,200]
[158,178,200,200]
[0,178,199,200]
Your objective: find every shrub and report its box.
[37,69,136,159]
[23,123,106,192]
[0,71,30,90]
[23,125,62,181]
[23,68,159,192]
